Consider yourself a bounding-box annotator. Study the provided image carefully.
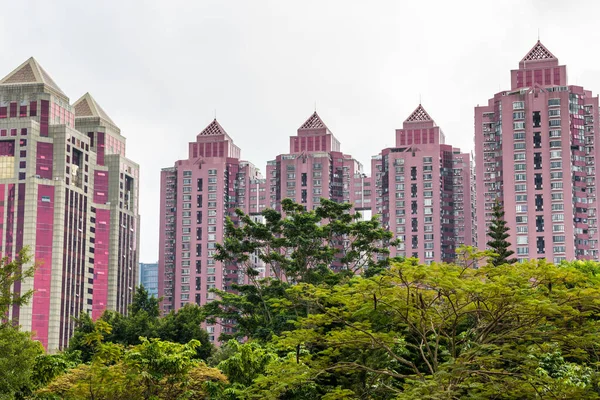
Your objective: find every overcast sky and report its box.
[1,0,599,262]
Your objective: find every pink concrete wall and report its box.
[31,185,54,347]
[92,209,110,319]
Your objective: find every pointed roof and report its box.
[404,104,433,123]
[521,40,557,62]
[198,119,228,136]
[73,93,117,126]
[0,57,66,96]
[299,112,328,130]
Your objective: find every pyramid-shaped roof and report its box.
[404,104,433,123]
[198,119,227,136]
[0,57,66,96]
[73,93,117,127]
[299,112,328,130]
[521,40,557,62]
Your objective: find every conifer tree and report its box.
[486,200,517,266]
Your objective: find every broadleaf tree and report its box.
[206,198,399,341]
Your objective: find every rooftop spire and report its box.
[73,93,117,127]
[521,40,557,62]
[404,104,433,123]
[198,119,228,136]
[0,57,65,96]
[299,111,328,130]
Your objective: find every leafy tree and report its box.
[67,287,213,360]
[206,199,398,342]
[39,338,226,400]
[0,324,44,399]
[130,285,161,318]
[486,200,516,266]
[0,246,36,320]
[240,259,600,398]
[157,304,213,359]
[217,198,397,284]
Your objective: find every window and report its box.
[516,216,528,223]
[516,236,528,245]
[514,143,526,150]
[183,170,192,177]
[514,153,526,161]
[513,101,524,110]
[208,169,217,176]
[515,173,526,181]
[515,204,527,213]
[549,109,561,117]
[514,164,526,171]
[550,151,562,159]
[514,132,525,140]
[552,214,565,222]
[553,225,565,232]
[515,184,527,192]
[516,226,528,233]
[515,194,528,202]
[513,122,525,130]
[548,98,560,106]
[549,119,561,127]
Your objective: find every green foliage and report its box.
[235,259,600,398]
[38,338,227,400]
[67,287,213,362]
[207,199,397,342]
[0,246,36,320]
[216,198,397,283]
[0,323,44,399]
[486,200,517,266]
[130,285,161,318]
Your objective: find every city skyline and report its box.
[2,1,600,264]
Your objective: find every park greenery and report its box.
[3,200,600,398]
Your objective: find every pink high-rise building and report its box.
[372,105,473,264]
[474,41,600,263]
[0,58,140,351]
[266,112,371,213]
[158,119,266,342]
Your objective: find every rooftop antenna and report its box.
[538,28,540,41]
[314,101,317,112]
[214,109,217,120]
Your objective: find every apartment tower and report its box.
[158,119,266,342]
[372,105,473,263]
[474,41,600,262]
[0,58,140,351]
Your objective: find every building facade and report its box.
[158,119,265,342]
[372,105,473,263]
[474,41,600,262]
[266,112,371,213]
[139,262,159,297]
[0,58,140,350]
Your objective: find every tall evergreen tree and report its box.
[487,200,517,266]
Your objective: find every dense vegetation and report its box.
[3,201,600,399]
